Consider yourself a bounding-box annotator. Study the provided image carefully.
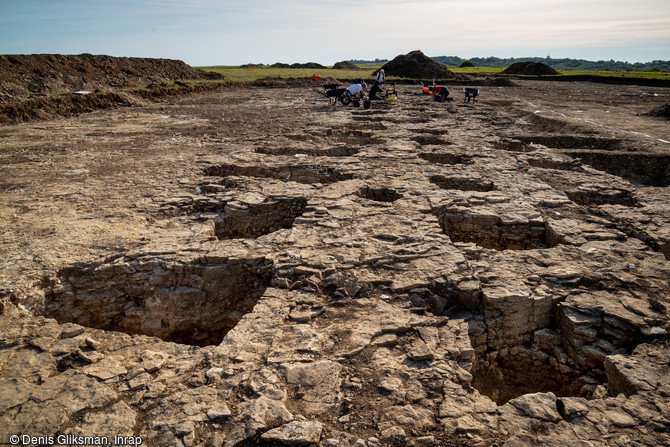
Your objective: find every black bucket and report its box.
[363,99,371,109]
[352,99,360,108]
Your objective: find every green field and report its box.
[196,64,670,82]
[445,66,670,80]
[450,67,504,74]
[550,68,670,80]
[198,64,382,83]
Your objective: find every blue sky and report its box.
[1,0,668,66]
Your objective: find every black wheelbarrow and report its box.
[314,84,354,106]
[464,88,479,103]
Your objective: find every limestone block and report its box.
[260,420,323,446]
[506,392,561,423]
[69,401,136,438]
[283,360,342,414]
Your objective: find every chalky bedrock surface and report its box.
[1,73,669,447]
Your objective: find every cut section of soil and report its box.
[0,53,224,101]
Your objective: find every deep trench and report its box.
[498,134,669,187]
[254,145,360,157]
[564,187,640,207]
[563,151,670,187]
[470,349,588,405]
[203,163,353,184]
[435,209,551,251]
[43,190,309,346]
[214,197,307,239]
[356,186,403,202]
[466,299,650,406]
[419,152,473,165]
[429,175,496,193]
[44,258,274,346]
[428,279,649,405]
[513,135,624,151]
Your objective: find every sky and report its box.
[1,0,669,66]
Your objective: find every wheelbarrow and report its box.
[314,84,354,106]
[464,88,479,103]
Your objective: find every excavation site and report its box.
[0,55,669,447]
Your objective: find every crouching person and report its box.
[369,81,383,100]
[433,85,452,102]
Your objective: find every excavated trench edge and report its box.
[44,257,274,346]
[429,277,654,405]
[203,163,354,184]
[563,151,670,187]
[214,197,307,239]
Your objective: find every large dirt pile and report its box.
[271,62,326,69]
[501,61,560,75]
[333,61,360,70]
[0,53,225,101]
[378,50,454,79]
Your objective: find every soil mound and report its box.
[290,62,326,69]
[501,62,559,75]
[647,103,670,119]
[378,50,454,79]
[333,61,360,70]
[270,62,326,69]
[0,53,225,102]
[481,77,518,86]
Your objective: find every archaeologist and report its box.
[433,85,452,102]
[368,81,383,100]
[376,68,385,84]
[346,81,367,99]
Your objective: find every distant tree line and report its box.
[349,56,670,71]
[349,58,390,65]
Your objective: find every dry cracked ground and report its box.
[1,80,670,447]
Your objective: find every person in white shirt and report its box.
[376,69,385,84]
[346,82,367,98]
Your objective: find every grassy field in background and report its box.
[450,67,504,74]
[197,64,670,82]
[198,64,382,83]
[557,69,670,80]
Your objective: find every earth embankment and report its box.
[0,54,228,123]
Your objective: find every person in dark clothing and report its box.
[433,85,452,102]
[368,81,383,100]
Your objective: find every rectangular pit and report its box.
[215,197,307,239]
[430,175,495,192]
[45,256,273,346]
[255,145,360,157]
[435,209,549,250]
[203,163,353,184]
[419,152,473,165]
[514,135,624,151]
[562,151,670,187]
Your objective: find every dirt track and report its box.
[1,77,670,445]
